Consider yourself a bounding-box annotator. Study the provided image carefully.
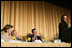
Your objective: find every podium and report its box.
[61,27,71,42]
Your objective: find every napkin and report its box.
[1,39,4,42]
[54,39,61,43]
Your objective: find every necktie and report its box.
[35,37,37,40]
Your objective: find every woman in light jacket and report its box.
[1,24,13,42]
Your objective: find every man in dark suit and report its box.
[29,29,42,42]
[59,15,71,42]
[59,15,68,39]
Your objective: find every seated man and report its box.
[11,30,21,40]
[29,28,42,42]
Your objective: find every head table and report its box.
[1,41,71,47]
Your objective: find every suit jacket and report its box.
[28,35,42,42]
[14,37,21,40]
[59,20,68,39]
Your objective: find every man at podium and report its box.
[59,15,71,43]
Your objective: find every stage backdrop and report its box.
[1,1,71,40]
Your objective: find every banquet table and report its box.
[1,42,71,47]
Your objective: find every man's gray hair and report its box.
[11,30,16,36]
